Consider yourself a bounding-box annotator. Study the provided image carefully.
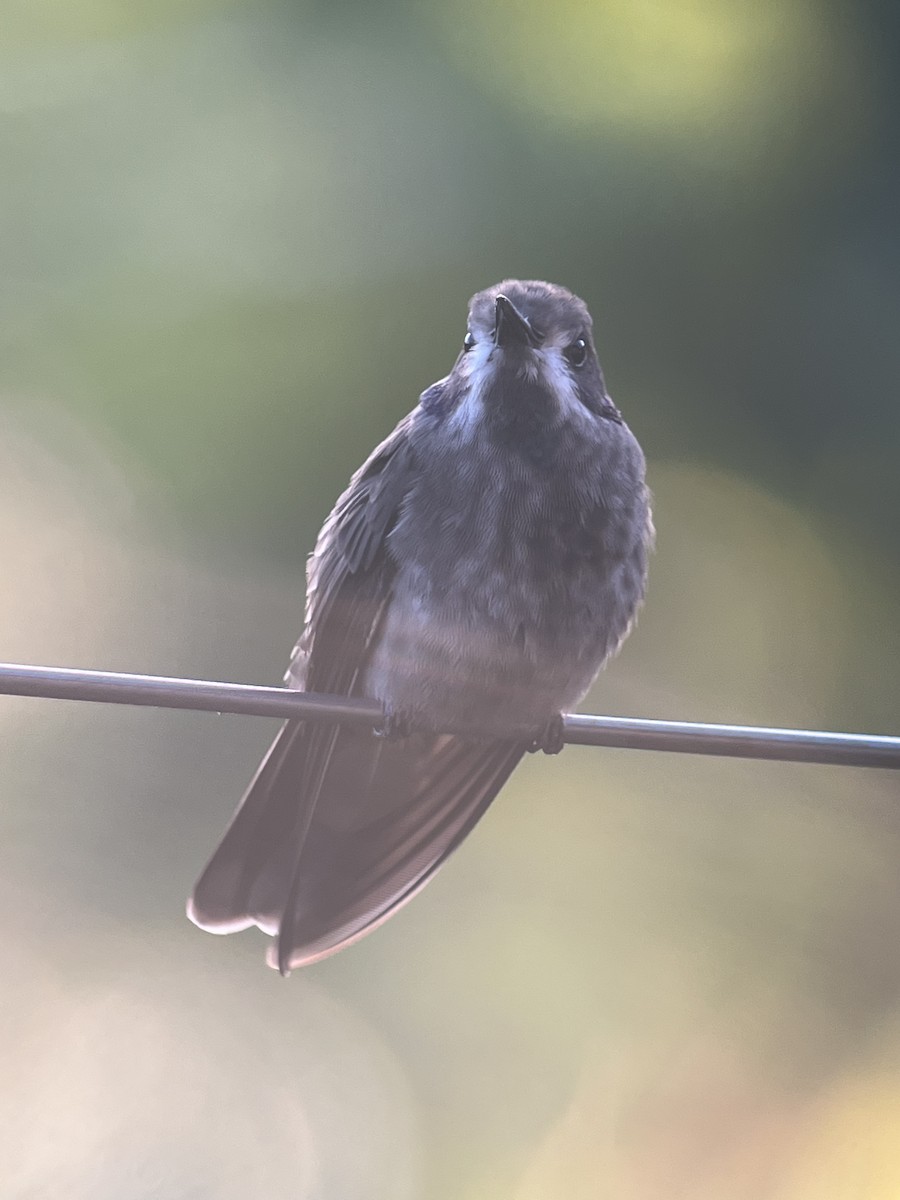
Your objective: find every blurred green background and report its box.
[1,0,899,1196]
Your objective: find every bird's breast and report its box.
[362,425,650,737]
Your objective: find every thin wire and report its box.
[0,661,897,769]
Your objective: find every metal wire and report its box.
[1,661,898,769]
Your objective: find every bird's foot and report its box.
[528,714,566,756]
[374,708,414,741]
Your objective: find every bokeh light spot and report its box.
[434,0,858,162]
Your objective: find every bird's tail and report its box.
[187,720,525,970]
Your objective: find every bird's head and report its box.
[421,280,620,433]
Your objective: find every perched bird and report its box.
[188,280,653,973]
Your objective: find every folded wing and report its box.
[188,413,527,970]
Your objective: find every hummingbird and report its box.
[188,280,653,973]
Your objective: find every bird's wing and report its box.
[189,413,527,971]
[190,419,414,933]
[293,414,418,696]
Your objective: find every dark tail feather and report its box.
[188,722,525,969]
[188,722,314,934]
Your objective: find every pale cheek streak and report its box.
[447,343,495,437]
[537,349,592,429]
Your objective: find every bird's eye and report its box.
[463,331,476,353]
[564,338,588,368]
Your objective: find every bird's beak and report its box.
[494,295,538,349]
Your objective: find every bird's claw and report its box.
[528,714,566,755]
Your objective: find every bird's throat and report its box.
[482,373,562,467]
